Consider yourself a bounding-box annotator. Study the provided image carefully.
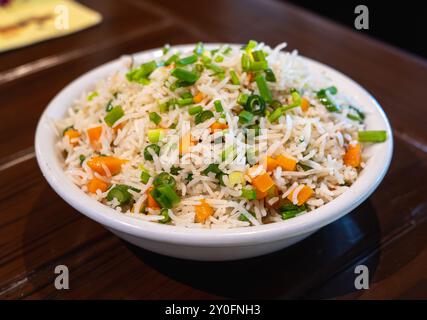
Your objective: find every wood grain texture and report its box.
[0,0,426,299]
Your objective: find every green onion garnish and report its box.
[280,203,307,220]
[268,107,283,123]
[239,110,254,124]
[126,60,158,84]
[195,110,214,124]
[177,97,193,107]
[171,68,199,83]
[237,93,249,106]
[255,74,272,103]
[153,172,176,189]
[147,129,164,143]
[170,165,182,176]
[140,170,151,184]
[87,91,98,101]
[241,53,251,72]
[188,105,203,115]
[79,154,86,165]
[143,144,160,161]
[265,68,276,82]
[241,188,257,200]
[250,60,268,71]
[165,54,179,66]
[159,208,171,223]
[252,50,266,61]
[180,92,193,99]
[158,101,169,113]
[317,86,340,112]
[229,69,240,85]
[104,106,124,127]
[177,54,198,65]
[149,112,162,125]
[214,100,224,112]
[202,163,223,176]
[215,55,224,63]
[358,130,387,142]
[150,185,180,209]
[107,185,133,205]
[245,94,266,115]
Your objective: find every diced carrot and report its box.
[276,155,297,171]
[87,126,102,149]
[251,173,275,193]
[193,92,204,103]
[146,187,160,209]
[113,121,125,132]
[255,189,267,199]
[300,97,310,112]
[343,143,361,168]
[87,156,127,176]
[179,132,195,155]
[64,129,80,147]
[266,156,278,171]
[87,177,109,194]
[194,199,214,223]
[287,185,314,205]
[210,122,228,133]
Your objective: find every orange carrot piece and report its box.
[193,92,204,103]
[287,185,314,206]
[343,143,361,168]
[251,173,275,193]
[64,129,80,146]
[300,97,310,112]
[87,177,109,194]
[247,72,253,82]
[146,187,160,209]
[209,122,228,133]
[194,199,214,223]
[87,126,102,148]
[87,156,127,176]
[276,155,297,171]
[266,156,278,171]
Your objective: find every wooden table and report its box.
[1,0,426,299]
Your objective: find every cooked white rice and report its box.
[56,41,371,229]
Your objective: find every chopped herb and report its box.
[170,165,182,176]
[195,110,214,124]
[149,112,162,125]
[214,100,224,112]
[87,91,98,101]
[144,144,160,161]
[104,106,124,127]
[358,130,387,142]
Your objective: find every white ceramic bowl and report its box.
[35,44,393,261]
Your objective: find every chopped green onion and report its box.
[205,62,224,75]
[358,130,387,142]
[195,110,214,124]
[238,211,255,223]
[177,97,194,107]
[268,107,283,123]
[202,163,222,176]
[237,93,249,106]
[243,40,258,53]
[280,203,307,220]
[87,91,98,101]
[104,106,124,127]
[317,87,340,112]
[140,171,151,184]
[252,50,266,61]
[79,154,86,165]
[105,99,114,112]
[241,53,251,72]
[158,101,169,113]
[159,208,171,223]
[249,60,268,71]
[214,55,224,63]
[150,184,180,209]
[214,100,224,112]
[347,106,365,122]
[165,54,179,66]
[162,44,170,55]
[241,188,257,200]
[180,92,193,99]
[188,105,203,115]
[144,144,160,161]
[107,185,133,205]
[177,54,198,65]
[245,94,266,115]
[186,173,193,182]
[265,68,276,82]
[147,129,164,143]
[228,171,244,186]
[239,110,254,123]
[221,146,237,161]
[195,63,204,73]
[170,165,182,176]
[229,69,240,85]
[255,74,272,103]
[171,68,199,83]
[126,60,157,84]
[223,46,232,55]
[153,172,176,189]
[149,112,162,125]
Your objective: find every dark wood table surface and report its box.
[1,0,427,300]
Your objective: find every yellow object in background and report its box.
[0,0,102,53]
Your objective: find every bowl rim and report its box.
[35,43,393,247]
